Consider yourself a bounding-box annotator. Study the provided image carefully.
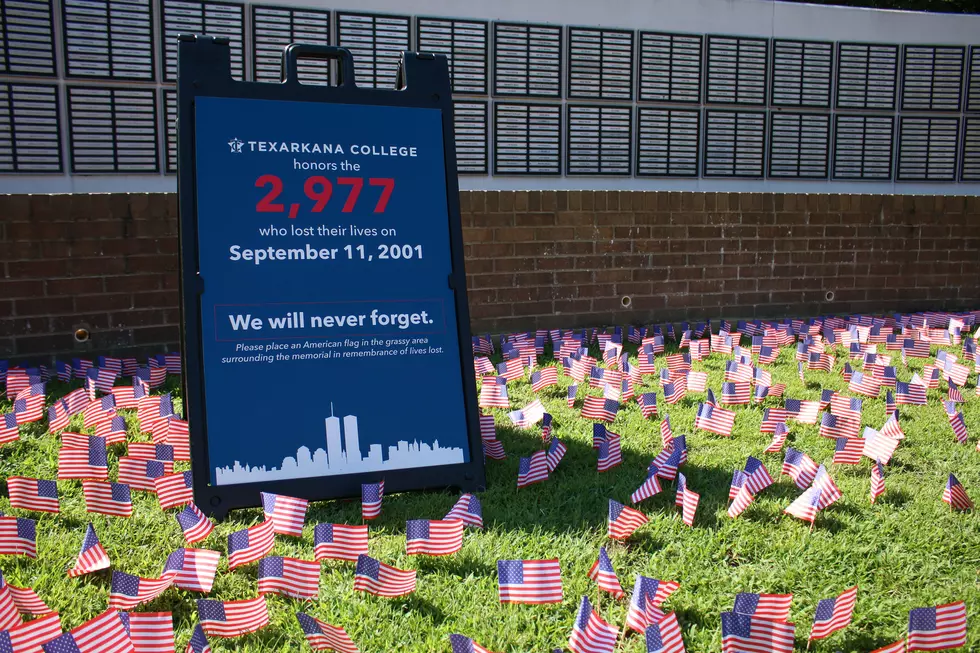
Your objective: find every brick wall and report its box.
[1,191,978,360]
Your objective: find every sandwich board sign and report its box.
[176,36,485,518]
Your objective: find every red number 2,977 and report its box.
[255,175,394,216]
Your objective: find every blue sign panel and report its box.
[195,96,470,485]
[177,39,483,516]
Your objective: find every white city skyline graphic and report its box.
[214,404,465,485]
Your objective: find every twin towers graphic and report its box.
[213,404,465,485]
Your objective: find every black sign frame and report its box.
[176,36,486,518]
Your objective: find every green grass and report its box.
[1,339,979,653]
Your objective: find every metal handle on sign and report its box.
[281,44,357,87]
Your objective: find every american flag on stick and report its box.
[582,396,619,422]
[906,601,967,652]
[517,451,550,488]
[227,520,275,570]
[597,432,622,472]
[833,437,864,465]
[587,546,624,599]
[630,471,662,505]
[645,612,685,653]
[943,474,973,510]
[162,548,220,593]
[297,612,360,653]
[197,596,270,638]
[354,555,417,598]
[68,523,111,577]
[568,596,618,653]
[361,481,384,520]
[445,493,483,529]
[154,471,194,510]
[108,570,175,610]
[765,423,789,453]
[694,403,735,437]
[863,427,899,464]
[1,611,62,651]
[6,477,59,514]
[608,499,648,540]
[42,609,133,653]
[497,559,562,604]
[119,611,175,653]
[176,504,215,544]
[313,523,368,562]
[117,457,171,492]
[784,486,823,524]
[626,576,680,633]
[479,377,509,409]
[260,492,308,537]
[545,438,567,474]
[733,592,793,622]
[809,586,857,642]
[58,436,108,481]
[870,460,886,504]
[406,519,464,556]
[721,612,795,653]
[257,556,320,600]
[83,481,133,518]
[530,367,558,392]
[0,516,36,558]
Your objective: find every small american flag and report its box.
[753,385,769,404]
[478,377,509,409]
[354,555,416,598]
[727,484,754,519]
[108,570,175,610]
[948,411,969,444]
[694,403,735,437]
[743,457,774,494]
[227,520,275,570]
[582,396,619,422]
[313,523,369,562]
[95,415,127,445]
[830,395,862,422]
[474,357,495,376]
[509,399,545,428]
[297,612,359,653]
[567,384,578,407]
[117,457,171,492]
[903,338,931,358]
[833,437,864,464]
[7,582,50,616]
[681,487,699,527]
[197,596,270,638]
[784,399,819,425]
[0,516,36,558]
[631,471,662,504]
[809,586,857,641]
[597,432,622,472]
[848,372,882,397]
[870,459,886,503]
[7,477,59,514]
[162,548,220,593]
[626,576,680,633]
[58,436,108,481]
[608,499,648,540]
[497,559,562,604]
[1,612,62,651]
[895,380,927,405]
[257,556,320,600]
[819,388,836,411]
[721,612,795,653]
[660,414,673,447]
[119,611,175,653]
[361,481,384,520]
[482,438,506,461]
[637,393,658,418]
[83,480,133,517]
[733,592,793,621]
[153,471,194,510]
[545,438,567,473]
[907,602,967,652]
[819,413,859,440]
[587,546,624,598]
[758,346,778,365]
[448,633,492,653]
[765,423,789,453]
[530,367,558,392]
[645,612,685,653]
[42,609,133,652]
[68,522,111,577]
[568,596,618,653]
[947,379,965,403]
[812,465,842,509]
[127,443,174,462]
[406,519,464,556]
[784,486,822,523]
[260,492,308,537]
[760,408,788,433]
[725,361,753,383]
[445,493,483,528]
[0,575,20,630]
[662,377,687,405]
[943,474,973,510]
[496,358,524,382]
[517,451,550,488]
[541,412,552,440]
[862,427,899,464]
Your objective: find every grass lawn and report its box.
[1,335,978,652]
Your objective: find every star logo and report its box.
[228,137,244,154]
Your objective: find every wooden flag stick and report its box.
[615,617,631,652]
